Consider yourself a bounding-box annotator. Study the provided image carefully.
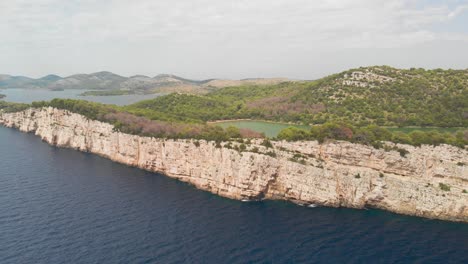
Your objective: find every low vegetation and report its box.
[1,97,466,148]
[0,101,30,112]
[123,66,468,127]
[276,122,467,148]
[28,99,264,141]
[439,183,451,192]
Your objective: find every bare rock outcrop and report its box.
[1,107,467,222]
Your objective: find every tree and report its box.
[225,126,241,138]
[277,127,311,141]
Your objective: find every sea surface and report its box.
[0,126,467,264]
[0,88,162,105]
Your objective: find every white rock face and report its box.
[1,107,467,222]
[342,70,395,87]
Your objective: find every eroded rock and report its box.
[1,107,467,222]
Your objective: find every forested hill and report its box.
[127,66,468,127]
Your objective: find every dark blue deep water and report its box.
[0,126,467,264]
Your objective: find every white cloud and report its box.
[448,4,468,18]
[0,0,467,78]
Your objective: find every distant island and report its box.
[0,94,5,99]
[49,88,65,91]
[0,72,289,95]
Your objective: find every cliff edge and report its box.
[1,107,467,222]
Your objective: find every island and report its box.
[49,88,65,91]
[0,94,5,99]
[1,66,467,222]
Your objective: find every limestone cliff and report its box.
[1,107,467,222]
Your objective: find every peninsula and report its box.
[1,66,466,222]
[1,107,467,222]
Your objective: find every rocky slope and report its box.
[1,107,467,222]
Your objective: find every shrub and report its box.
[261,139,273,148]
[365,125,393,141]
[293,153,306,159]
[239,143,247,152]
[310,122,354,143]
[391,131,413,145]
[355,173,361,179]
[409,131,429,146]
[371,141,384,149]
[396,148,409,157]
[277,127,311,141]
[288,156,306,165]
[265,151,277,157]
[439,183,451,191]
[224,142,233,149]
[379,173,384,178]
[226,126,241,138]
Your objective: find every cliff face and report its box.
[1,107,467,222]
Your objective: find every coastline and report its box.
[1,107,467,222]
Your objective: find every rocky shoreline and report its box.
[1,107,467,222]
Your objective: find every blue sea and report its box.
[0,126,467,263]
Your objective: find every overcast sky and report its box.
[1,0,468,79]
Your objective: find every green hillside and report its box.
[127,66,467,127]
[1,66,466,148]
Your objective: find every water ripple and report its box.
[0,126,467,264]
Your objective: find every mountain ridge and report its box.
[0,71,290,94]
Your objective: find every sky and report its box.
[1,0,468,80]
